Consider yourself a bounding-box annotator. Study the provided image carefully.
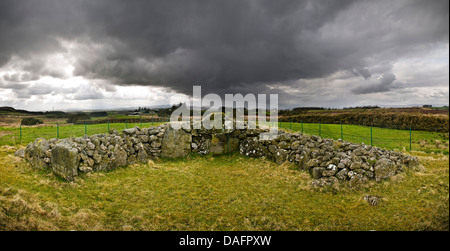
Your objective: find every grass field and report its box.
[0,121,448,155]
[0,146,448,231]
[0,122,167,146]
[282,122,449,154]
[267,122,449,155]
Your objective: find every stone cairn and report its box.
[18,123,420,188]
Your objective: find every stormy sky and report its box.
[0,0,448,111]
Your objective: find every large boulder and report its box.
[374,158,397,182]
[51,139,80,181]
[209,135,225,155]
[161,126,192,158]
[114,145,128,167]
[25,138,50,169]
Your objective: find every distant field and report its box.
[0,122,167,146]
[280,107,449,133]
[0,147,447,231]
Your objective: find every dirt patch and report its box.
[0,131,13,137]
[0,115,22,127]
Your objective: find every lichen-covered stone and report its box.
[25,138,50,169]
[15,149,25,158]
[51,139,80,181]
[137,149,148,163]
[349,174,368,188]
[311,167,325,179]
[161,126,192,158]
[374,158,397,182]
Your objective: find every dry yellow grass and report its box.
[0,146,448,231]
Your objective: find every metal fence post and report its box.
[410,127,412,151]
[126,119,128,129]
[57,123,59,139]
[108,120,110,133]
[301,121,304,134]
[341,123,343,140]
[85,122,87,135]
[290,119,292,130]
[370,126,373,146]
[19,124,22,144]
[140,116,143,128]
[319,121,321,137]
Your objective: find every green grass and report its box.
[0,122,167,146]
[0,147,448,231]
[431,107,449,111]
[277,122,449,155]
[1,121,448,155]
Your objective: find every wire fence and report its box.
[1,117,448,155]
[0,116,170,146]
[275,120,448,154]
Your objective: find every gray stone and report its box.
[51,139,80,181]
[349,174,368,188]
[93,153,102,164]
[274,149,288,164]
[114,145,127,167]
[123,128,137,136]
[291,141,301,150]
[209,135,225,155]
[374,158,397,182]
[137,149,148,163]
[25,138,50,169]
[86,158,95,167]
[161,126,192,158]
[311,167,325,179]
[14,149,25,158]
[336,168,349,181]
[327,164,337,171]
[322,170,336,177]
[306,159,320,168]
[268,145,277,154]
[79,165,93,173]
[350,162,361,170]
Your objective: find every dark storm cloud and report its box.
[351,68,372,80]
[352,72,397,94]
[0,0,449,103]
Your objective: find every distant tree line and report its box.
[21,118,43,126]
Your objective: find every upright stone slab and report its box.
[51,139,80,181]
[24,138,50,169]
[209,135,225,155]
[161,126,192,158]
[374,158,397,182]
